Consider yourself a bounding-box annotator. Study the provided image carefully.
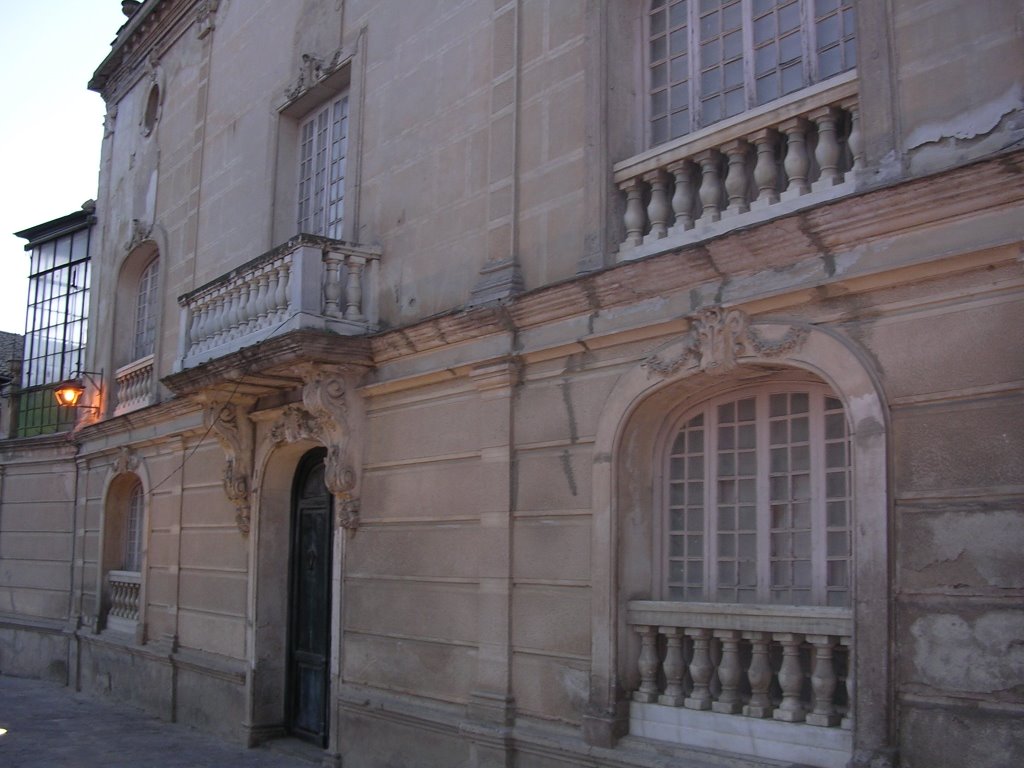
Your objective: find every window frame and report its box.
[645,0,857,147]
[123,480,145,573]
[654,381,852,607]
[132,256,160,362]
[296,93,350,239]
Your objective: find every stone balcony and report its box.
[113,354,155,416]
[176,235,380,373]
[105,569,141,635]
[627,600,852,768]
[614,71,860,263]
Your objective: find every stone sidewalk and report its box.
[0,675,317,767]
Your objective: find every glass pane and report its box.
[724,88,744,117]
[826,442,846,468]
[754,13,774,44]
[687,482,704,504]
[771,447,788,473]
[724,58,743,87]
[791,416,809,442]
[755,42,777,75]
[793,559,811,586]
[792,501,810,527]
[719,479,736,503]
[671,509,685,530]
[827,500,848,527]
[738,452,756,476]
[793,473,810,500]
[794,532,811,557]
[688,535,703,555]
[718,452,735,475]
[671,483,686,505]
[757,72,779,104]
[779,1,800,32]
[738,506,756,529]
[652,89,668,116]
[670,1,688,27]
[781,62,804,93]
[818,13,840,46]
[719,425,735,449]
[652,62,668,88]
[719,506,735,530]
[826,471,847,498]
[738,424,756,449]
[687,560,703,582]
[702,95,721,124]
[826,412,846,439]
[770,393,788,417]
[652,116,669,146]
[671,108,690,138]
[688,507,704,530]
[651,36,667,61]
[700,10,720,41]
[719,533,735,556]
[816,0,840,14]
[780,30,802,63]
[688,455,704,476]
[737,398,756,421]
[738,533,756,558]
[770,420,788,445]
[718,560,736,584]
[688,428,705,452]
[702,67,722,95]
[792,444,809,471]
[671,82,689,108]
[670,535,685,556]
[818,45,841,78]
[723,29,742,59]
[828,559,849,586]
[671,54,689,81]
[738,476,756,501]
[670,27,688,54]
[828,530,850,557]
[651,9,666,35]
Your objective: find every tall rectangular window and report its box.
[648,0,857,146]
[16,220,92,437]
[297,95,349,239]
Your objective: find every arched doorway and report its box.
[288,447,333,746]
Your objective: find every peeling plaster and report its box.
[905,85,1023,150]
[910,612,1024,694]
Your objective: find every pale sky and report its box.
[0,1,128,335]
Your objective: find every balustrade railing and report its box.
[106,569,141,633]
[627,600,852,730]
[113,355,154,416]
[614,72,860,261]
[177,235,380,371]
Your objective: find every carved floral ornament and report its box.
[642,307,810,378]
[112,446,139,475]
[202,395,256,535]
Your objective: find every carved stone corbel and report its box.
[112,447,139,475]
[195,0,221,39]
[125,218,153,252]
[270,365,364,532]
[201,395,256,535]
[643,307,810,377]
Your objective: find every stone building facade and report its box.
[1,1,1022,767]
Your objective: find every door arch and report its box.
[288,447,333,746]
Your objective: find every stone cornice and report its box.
[162,329,373,397]
[89,0,199,100]
[369,150,1024,368]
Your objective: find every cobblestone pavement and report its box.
[0,675,317,768]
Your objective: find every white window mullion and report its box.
[688,1,701,134]
[705,402,720,600]
[741,0,755,111]
[755,390,772,603]
[800,0,815,86]
[809,390,827,605]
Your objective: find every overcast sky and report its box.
[0,2,128,335]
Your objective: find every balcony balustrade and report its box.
[614,72,861,262]
[177,235,380,372]
[106,569,141,633]
[113,354,154,416]
[627,600,852,768]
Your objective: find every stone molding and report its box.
[642,306,809,377]
[195,0,220,40]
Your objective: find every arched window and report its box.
[123,481,144,573]
[662,384,851,606]
[133,257,159,360]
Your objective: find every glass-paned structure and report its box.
[297,95,350,239]
[13,208,93,437]
[664,385,852,607]
[648,0,857,145]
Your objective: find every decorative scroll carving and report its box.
[643,307,810,377]
[195,0,220,39]
[270,366,363,531]
[125,218,153,252]
[112,447,138,475]
[285,49,345,101]
[202,396,256,535]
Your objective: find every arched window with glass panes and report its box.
[647,0,857,146]
[133,257,159,361]
[124,481,144,573]
[661,383,851,607]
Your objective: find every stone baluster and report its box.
[192,300,208,351]
[743,631,773,717]
[668,160,695,232]
[110,581,123,618]
[684,628,713,710]
[621,178,646,248]
[781,118,810,198]
[255,269,272,326]
[807,634,840,726]
[644,170,670,240]
[346,256,367,321]
[773,632,806,722]
[198,300,213,350]
[695,150,723,224]
[751,128,780,206]
[722,141,750,215]
[812,107,842,187]
[214,290,230,345]
[841,636,853,729]
[264,265,281,325]
[127,584,139,620]
[323,256,343,317]
[187,306,201,355]
[842,99,864,173]
[633,625,660,703]
[274,259,290,321]
[659,627,686,707]
[712,630,743,714]
[244,273,260,333]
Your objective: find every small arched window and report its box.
[662,384,851,607]
[133,257,159,360]
[124,481,144,572]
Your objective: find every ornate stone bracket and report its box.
[201,395,256,535]
[195,0,221,39]
[286,49,345,102]
[270,365,362,532]
[643,307,810,377]
[125,218,153,253]
[112,447,139,475]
